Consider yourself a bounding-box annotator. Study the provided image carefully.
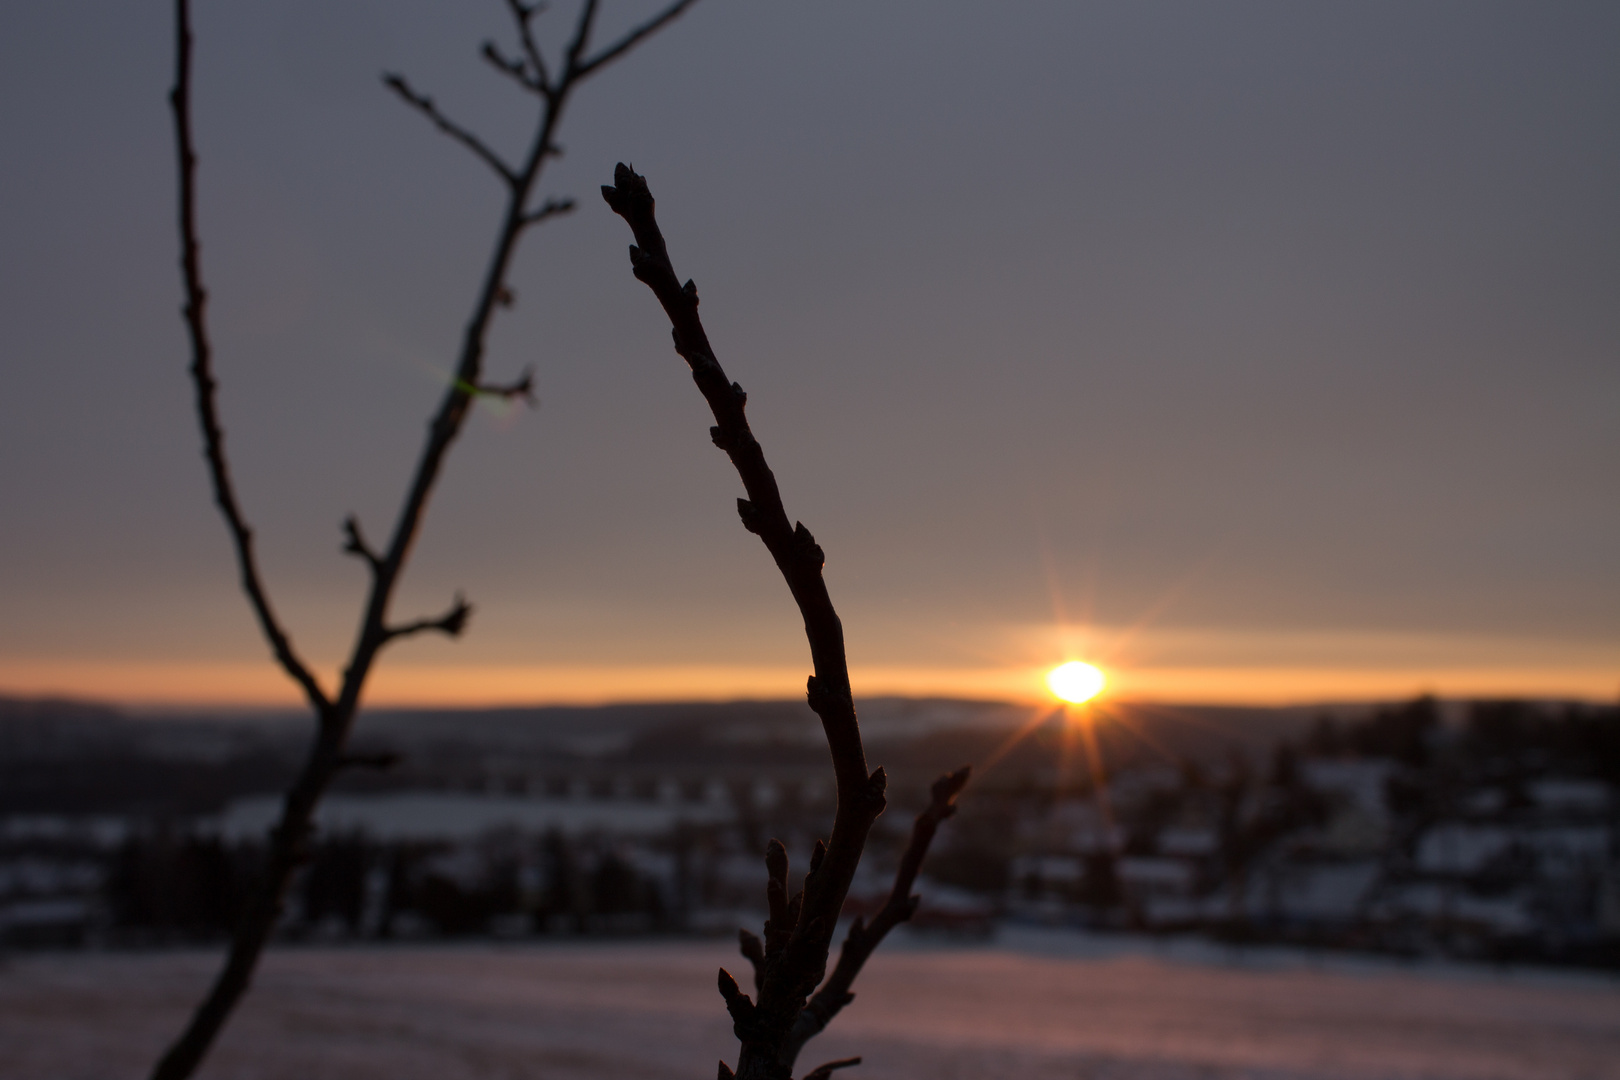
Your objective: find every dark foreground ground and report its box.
[4,929,1618,1080]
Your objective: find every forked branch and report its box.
[505,0,553,90]
[342,515,384,573]
[154,6,700,1080]
[784,767,971,1063]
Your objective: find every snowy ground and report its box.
[4,929,1618,1080]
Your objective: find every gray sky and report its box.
[2,1,1616,706]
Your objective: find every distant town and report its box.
[2,693,1616,968]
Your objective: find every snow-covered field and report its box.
[4,930,1618,1080]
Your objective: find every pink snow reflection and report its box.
[3,934,1618,1079]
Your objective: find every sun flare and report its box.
[1047,661,1106,704]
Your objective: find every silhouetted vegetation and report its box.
[157,2,702,1076]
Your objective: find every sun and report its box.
[1047,661,1105,704]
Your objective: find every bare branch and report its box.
[342,515,384,573]
[384,593,473,642]
[562,0,601,78]
[157,12,702,1080]
[605,163,886,1080]
[168,0,330,719]
[383,73,518,187]
[577,0,701,79]
[802,1058,862,1080]
[523,195,576,226]
[453,364,538,405]
[785,767,971,1062]
[506,0,552,92]
[482,41,544,94]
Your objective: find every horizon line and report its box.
[2,658,1613,716]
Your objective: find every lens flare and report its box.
[1047,661,1105,704]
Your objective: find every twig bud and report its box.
[793,521,825,570]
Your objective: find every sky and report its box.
[1,1,1616,710]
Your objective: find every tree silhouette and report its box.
[156,3,698,1078]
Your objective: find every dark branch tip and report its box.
[602,163,653,218]
[717,966,745,1004]
[932,765,972,806]
[765,838,789,883]
[443,594,473,636]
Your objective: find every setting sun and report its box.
[1047,661,1105,704]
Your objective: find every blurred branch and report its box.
[384,593,473,642]
[168,0,331,720]
[153,6,701,1080]
[577,0,700,78]
[506,0,553,92]
[524,195,576,227]
[383,73,518,187]
[482,40,545,95]
[342,515,384,574]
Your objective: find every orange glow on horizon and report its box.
[0,655,1612,710]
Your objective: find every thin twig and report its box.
[505,0,552,92]
[605,163,891,1080]
[342,515,384,573]
[578,0,701,78]
[384,593,473,641]
[383,73,518,187]
[523,195,576,226]
[562,0,601,78]
[784,768,971,1065]
[169,0,331,718]
[458,364,538,404]
[482,40,545,94]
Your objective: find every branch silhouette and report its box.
[153,4,699,1079]
[604,163,971,1080]
[383,74,519,187]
